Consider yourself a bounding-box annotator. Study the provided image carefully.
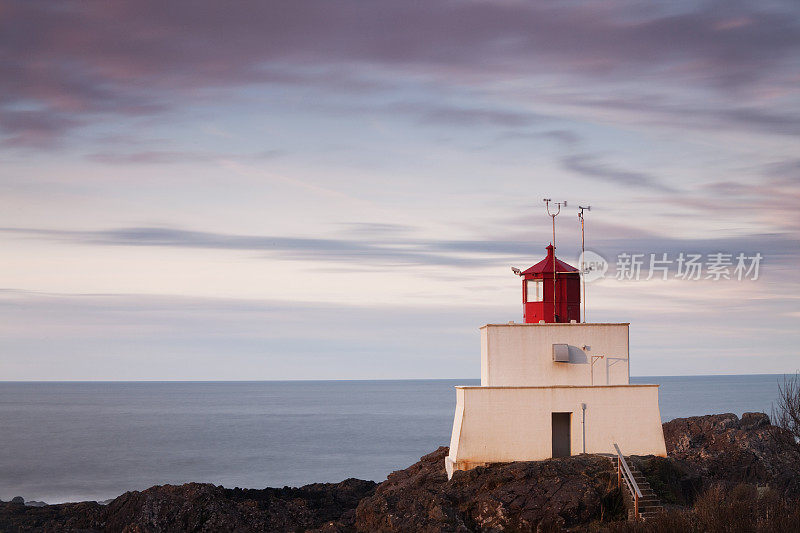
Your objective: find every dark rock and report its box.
[355,447,624,532]
[0,500,104,532]
[0,480,375,532]
[740,412,770,430]
[103,483,242,532]
[25,500,48,507]
[223,478,378,532]
[10,496,24,505]
[104,479,376,532]
[663,412,800,498]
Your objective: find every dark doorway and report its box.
[552,412,571,458]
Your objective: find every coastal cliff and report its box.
[2,413,799,532]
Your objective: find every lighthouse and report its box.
[445,243,667,479]
[520,244,580,323]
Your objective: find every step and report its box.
[630,508,660,515]
[630,511,664,521]
[639,505,664,515]
[608,454,664,523]
[631,504,661,512]
[623,493,658,502]
[625,491,653,496]
[625,499,658,509]
[623,490,657,499]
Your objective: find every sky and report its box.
[1,0,799,380]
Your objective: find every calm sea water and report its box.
[0,375,787,503]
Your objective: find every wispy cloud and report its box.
[560,154,678,193]
[86,149,284,165]
[215,160,364,204]
[2,224,797,270]
[0,226,501,267]
[2,0,800,380]
[395,102,543,128]
[555,94,800,138]
[0,109,82,148]
[0,290,492,379]
[3,1,799,146]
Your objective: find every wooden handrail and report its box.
[613,443,642,519]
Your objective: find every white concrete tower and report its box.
[445,248,666,479]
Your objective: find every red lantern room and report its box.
[520,244,580,323]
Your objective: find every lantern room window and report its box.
[527,279,543,302]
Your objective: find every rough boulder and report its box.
[355,447,623,532]
[662,412,800,497]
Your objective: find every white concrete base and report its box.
[445,455,490,479]
[446,384,667,479]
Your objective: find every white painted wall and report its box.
[446,385,667,478]
[480,323,629,387]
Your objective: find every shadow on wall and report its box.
[607,357,626,384]
[567,345,588,364]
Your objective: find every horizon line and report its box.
[0,373,793,384]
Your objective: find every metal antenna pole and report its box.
[544,199,567,322]
[578,205,591,323]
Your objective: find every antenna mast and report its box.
[578,205,591,323]
[544,199,567,322]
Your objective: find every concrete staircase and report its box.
[621,458,664,521]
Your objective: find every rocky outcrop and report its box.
[0,479,376,532]
[662,412,800,498]
[354,447,624,532]
[0,500,105,531]
[3,413,799,532]
[103,479,376,532]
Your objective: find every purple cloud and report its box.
[2,1,799,146]
[0,109,81,148]
[1,223,796,269]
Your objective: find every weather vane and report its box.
[578,205,591,323]
[544,199,567,321]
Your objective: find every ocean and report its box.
[0,375,788,504]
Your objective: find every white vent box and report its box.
[552,344,569,362]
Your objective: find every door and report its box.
[552,412,571,458]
